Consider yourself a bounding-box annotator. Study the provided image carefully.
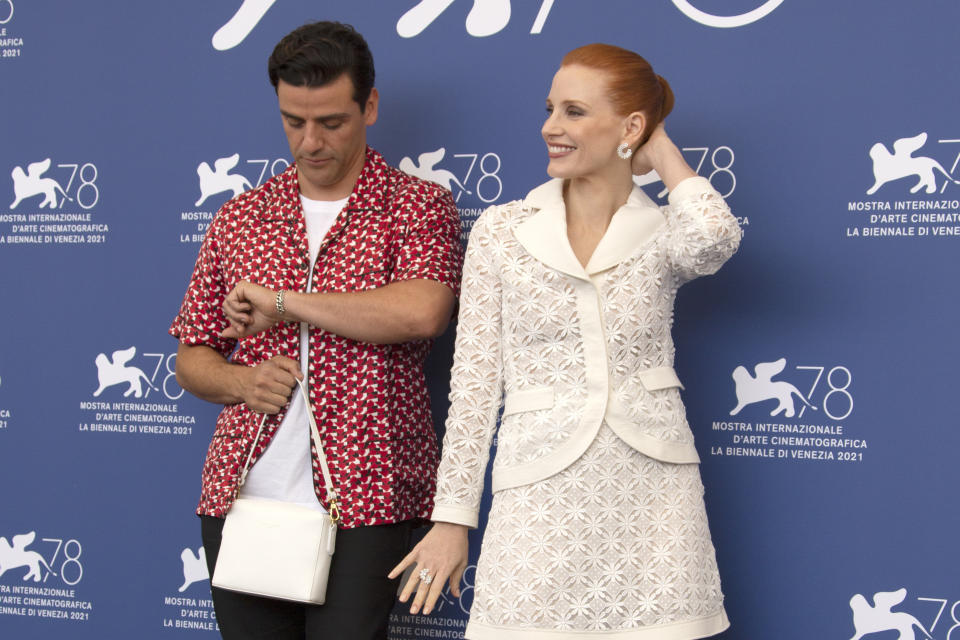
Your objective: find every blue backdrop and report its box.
[2,1,959,638]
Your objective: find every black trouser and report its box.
[201,515,413,640]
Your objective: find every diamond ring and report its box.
[418,568,433,584]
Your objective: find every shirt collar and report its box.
[514,178,665,279]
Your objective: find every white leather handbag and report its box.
[212,378,340,604]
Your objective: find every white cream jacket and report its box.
[433,177,741,527]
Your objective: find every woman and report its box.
[389,44,742,639]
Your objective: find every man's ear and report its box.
[364,88,380,126]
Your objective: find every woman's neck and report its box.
[563,168,634,228]
[563,169,634,267]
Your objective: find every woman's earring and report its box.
[617,142,633,160]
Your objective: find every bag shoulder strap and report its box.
[236,378,340,522]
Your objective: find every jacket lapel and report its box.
[513,180,588,281]
[514,179,665,279]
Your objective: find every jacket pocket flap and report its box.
[503,387,555,417]
[638,367,684,391]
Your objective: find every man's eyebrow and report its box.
[280,110,351,123]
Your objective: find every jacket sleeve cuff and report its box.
[667,176,714,205]
[431,504,479,529]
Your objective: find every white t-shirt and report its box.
[238,195,348,510]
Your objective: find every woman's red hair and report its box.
[561,43,674,144]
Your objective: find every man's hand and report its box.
[221,280,282,339]
[219,278,455,344]
[239,355,302,414]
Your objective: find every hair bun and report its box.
[657,75,675,121]
[560,44,674,137]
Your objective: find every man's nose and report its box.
[301,123,325,153]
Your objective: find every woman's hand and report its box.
[388,522,469,615]
[220,280,281,339]
[631,123,696,192]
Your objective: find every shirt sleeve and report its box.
[431,207,504,528]
[392,187,464,297]
[663,176,742,283]
[168,211,236,357]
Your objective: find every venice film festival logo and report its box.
[716,358,865,462]
[92,346,183,401]
[866,132,960,196]
[400,147,503,205]
[728,357,852,422]
[0,1,12,25]
[848,587,960,640]
[206,0,784,50]
[192,154,289,207]
[0,531,84,586]
[8,158,100,211]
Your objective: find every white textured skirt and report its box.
[466,423,728,640]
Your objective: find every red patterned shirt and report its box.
[170,147,463,528]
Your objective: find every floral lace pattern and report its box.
[433,178,740,636]
[473,424,723,632]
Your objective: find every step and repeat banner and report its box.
[2,1,959,638]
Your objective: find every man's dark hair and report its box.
[268,21,375,109]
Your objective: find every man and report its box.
[170,21,463,640]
